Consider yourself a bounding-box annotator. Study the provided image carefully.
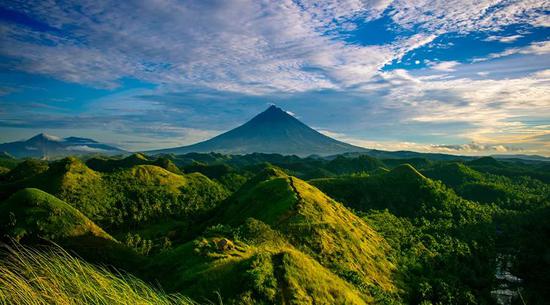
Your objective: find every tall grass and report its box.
[0,243,194,305]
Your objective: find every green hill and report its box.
[149,219,371,304]
[310,164,464,219]
[325,155,385,175]
[213,167,396,298]
[0,151,18,169]
[422,162,484,188]
[0,188,112,241]
[86,153,150,172]
[183,162,248,191]
[0,166,10,177]
[105,165,229,228]
[86,153,182,174]
[40,157,112,218]
[2,159,49,183]
[0,187,148,272]
[0,157,111,219]
[468,156,501,167]
[1,157,229,229]
[421,162,549,208]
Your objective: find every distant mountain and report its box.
[0,133,125,158]
[149,105,368,156]
[491,154,550,162]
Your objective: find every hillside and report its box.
[149,105,367,156]
[0,157,229,230]
[0,188,112,241]
[106,165,229,228]
[86,153,182,174]
[213,167,396,297]
[310,164,456,218]
[150,230,370,304]
[422,162,549,208]
[4,157,114,221]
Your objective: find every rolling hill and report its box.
[0,188,112,241]
[146,167,396,303]
[310,164,463,218]
[214,167,396,295]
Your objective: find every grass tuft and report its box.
[0,242,195,305]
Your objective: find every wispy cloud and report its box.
[484,34,524,43]
[473,41,550,62]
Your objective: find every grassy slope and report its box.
[0,157,112,220]
[0,244,193,305]
[1,157,229,227]
[422,162,550,207]
[213,167,396,298]
[310,164,459,218]
[0,187,150,275]
[46,157,112,219]
[0,188,112,241]
[0,154,19,170]
[86,153,182,174]
[149,223,369,304]
[3,159,49,182]
[109,165,229,220]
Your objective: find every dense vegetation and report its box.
[0,152,548,304]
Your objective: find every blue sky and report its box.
[0,0,549,155]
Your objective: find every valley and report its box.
[0,150,548,304]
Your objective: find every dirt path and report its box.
[272,253,291,305]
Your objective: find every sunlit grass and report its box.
[0,243,194,305]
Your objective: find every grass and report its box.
[0,243,194,305]
[86,153,182,174]
[148,223,370,304]
[219,177,298,226]
[310,163,458,218]
[285,177,396,293]
[0,188,112,241]
[213,167,397,298]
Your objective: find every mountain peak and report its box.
[265,104,285,113]
[29,133,62,142]
[250,105,295,123]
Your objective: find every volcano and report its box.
[0,133,125,158]
[150,105,367,156]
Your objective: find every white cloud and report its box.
[1,0,547,93]
[430,61,460,72]
[484,35,523,43]
[65,145,114,153]
[0,0,397,93]
[474,41,550,62]
[366,66,550,154]
[388,0,549,34]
